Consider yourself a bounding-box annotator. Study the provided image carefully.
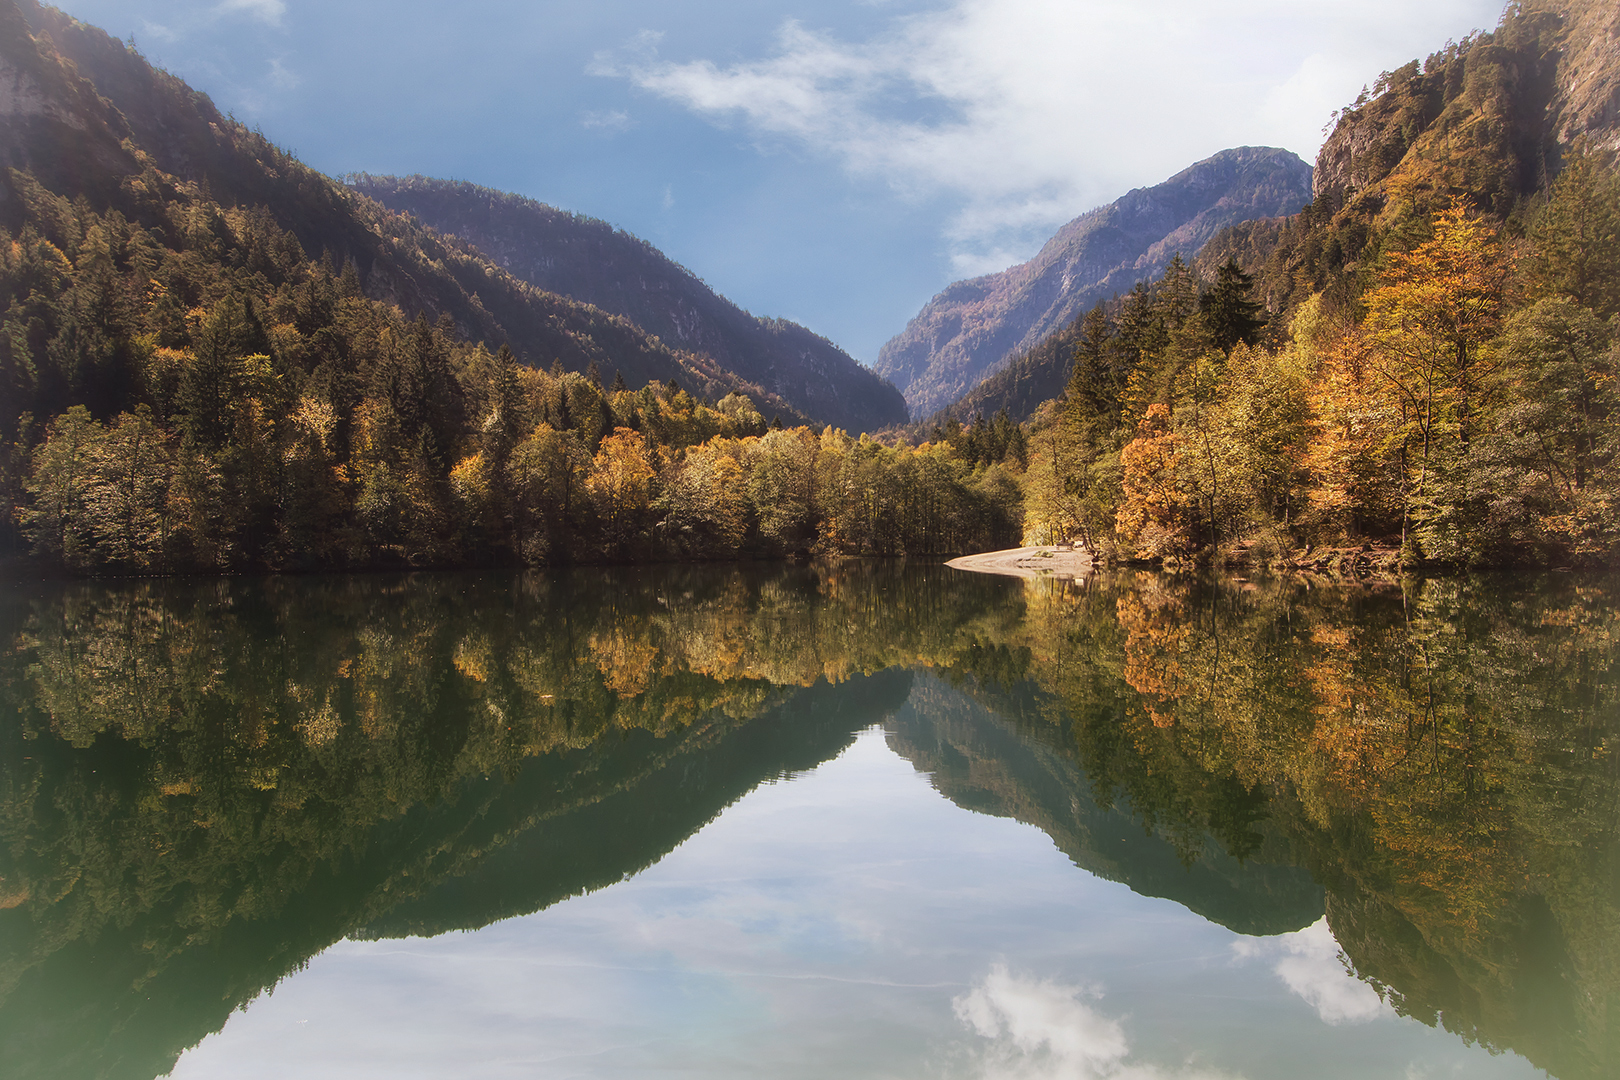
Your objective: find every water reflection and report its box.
[0,565,1616,1078]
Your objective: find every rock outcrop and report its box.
[875,147,1313,419]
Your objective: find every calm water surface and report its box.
[1,564,1615,1078]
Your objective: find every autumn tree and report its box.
[1362,200,1508,562]
[588,427,657,556]
[1115,404,1190,561]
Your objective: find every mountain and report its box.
[923,209,1303,428]
[886,674,1324,937]
[349,176,908,433]
[875,146,1313,419]
[1204,0,1620,323]
[916,310,1085,427]
[0,0,804,418]
[920,0,1620,431]
[1314,0,1620,217]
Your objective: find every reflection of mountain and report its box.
[0,568,969,1080]
[3,565,1620,1080]
[0,652,909,1080]
[362,669,914,940]
[887,674,1323,936]
[1007,571,1620,1080]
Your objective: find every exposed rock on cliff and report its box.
[875,147,1313,419]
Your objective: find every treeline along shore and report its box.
[0,216,1023,572]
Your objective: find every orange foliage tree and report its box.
[1115,404,1190,561]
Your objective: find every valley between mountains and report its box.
[1,0,1618,574]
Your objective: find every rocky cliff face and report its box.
[350,176,909,433]
[1313,0,1620,222]
[876,147,1313,419]
[1549,0,1620,152]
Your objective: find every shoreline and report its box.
[945,546,1094,580]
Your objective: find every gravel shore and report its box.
[945,546,1093,580]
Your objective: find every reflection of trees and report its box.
[3,565,1619,1079]
[886,673,1324,937]
[1004,570,1620,1079]
[0,565,1016,1080]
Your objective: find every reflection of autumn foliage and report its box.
[1009,569,1620,1079]
[6,565,1620,1078]
[0,561,1029,1011]
[590,626,660,698]
[1115,577,1191,728]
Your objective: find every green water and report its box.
[0,564,1615,1078]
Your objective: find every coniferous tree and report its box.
[1200,257,1267,351]
[1068,302,1125,421]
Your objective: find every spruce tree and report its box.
[1200,257,1266,351]
[1068,302,1123,419]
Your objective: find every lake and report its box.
[1,563,1615,1079]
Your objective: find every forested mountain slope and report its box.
[349,176,908,434]
[875,147,1313,419]
[0,1,1030,575]
[1204,0,1620,320]
[920,0,1620,431]
[0,0,801,414]
[1015,0,1620,571]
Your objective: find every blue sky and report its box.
[56,0,1506,363]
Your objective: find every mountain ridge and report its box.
[0,0,810,420]
[875,146,1313,419]
[349,175,908,433]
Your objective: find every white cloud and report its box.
[953,965,1241,1080]
[1236,918,1394,1026]
[217,0,287,26]
[581,108,634,133]
[267,57,300,91]
[140,20,179,44]
[604,0,1505,272]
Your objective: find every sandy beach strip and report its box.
[945,546,1093,580]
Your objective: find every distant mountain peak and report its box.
[876,146,1313,419]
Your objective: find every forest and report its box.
[1019,5,1620,570]
[2,0,1617,573]
[0,179,1020,572]
[1022,152,1619,570]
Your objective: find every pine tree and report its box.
[1067,302,1124,421]
[1200,257,1267,351]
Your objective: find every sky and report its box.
[53,0,1508,364]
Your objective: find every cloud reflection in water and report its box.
[1233,918,1392,1026]
[953,964,1240,1080]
